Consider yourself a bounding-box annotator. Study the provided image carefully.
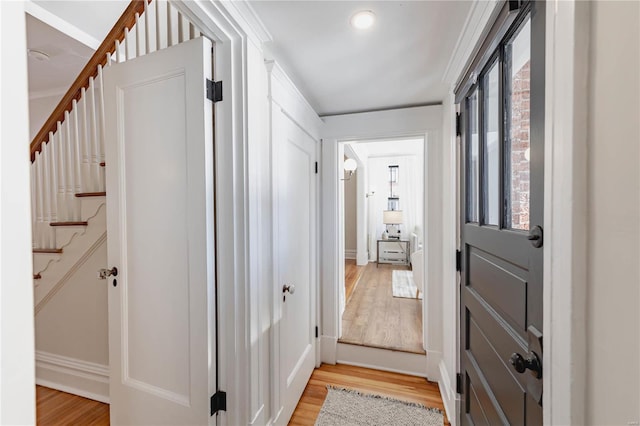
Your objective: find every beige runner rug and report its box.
[315,386,443,426]
[392,270,422,299]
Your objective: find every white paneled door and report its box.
[272,107,318,425]
[103,37,217,425]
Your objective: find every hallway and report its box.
[340,262,424,354]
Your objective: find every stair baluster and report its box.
[30,0,200,256]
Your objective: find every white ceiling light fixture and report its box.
[350,10,376,30]
[27,48,50,62]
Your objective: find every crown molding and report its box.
[441,0,502,89]
[219,0,272,46]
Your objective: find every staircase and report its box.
[30,0,201,309]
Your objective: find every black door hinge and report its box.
[455,249,462,272]
[315,326,319,338]
[315,161,318,174]
[455,112,462,137]
[206,79,223,103]
[508,0,522,12]
[456,373,463,394]
[210,390,226,416]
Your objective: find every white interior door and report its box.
[103,37,216,425]
[272,107,317,425]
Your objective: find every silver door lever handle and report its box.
[282,284,295,294]
[98,267,118,280]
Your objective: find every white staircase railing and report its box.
[31,0,201,249]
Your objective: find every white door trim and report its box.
[320,105,442,379]
[170,2,252,424]
[542,2,590,424]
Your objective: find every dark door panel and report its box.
[468,247,529,333]
[458,1,545,424]
[468,317,526,424]
[465,353,508,425]
[464,224,531,267]
[465,289,528,389]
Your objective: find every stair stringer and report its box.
[34,204,107,314]
[32,197,106,275]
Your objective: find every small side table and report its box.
[377,239,410,267]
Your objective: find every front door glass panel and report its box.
[483,61,500,226]
[505,17,532,230]
[467,89,480,223]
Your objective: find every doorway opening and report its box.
[338,137,425,354]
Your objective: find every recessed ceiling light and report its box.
[350,10,376,30]
[27,49,50,62]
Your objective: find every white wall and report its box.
[586,2,640,424]
[244,41,323,426]
[29,93,62,141]
[34,239,109,402]
[366,152,423,260]
[0,1,36,423]
[343,167,357,257]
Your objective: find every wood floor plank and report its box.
[340,262,425,354]
[345,259,365,303]
[289,363,449,425]
[36,386,109,426]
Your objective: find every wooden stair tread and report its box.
[75,192,106,198]
[50,221,88,227]
[33,248,63,254]
[33,273,41,280]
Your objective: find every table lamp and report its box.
[383,210,403,239]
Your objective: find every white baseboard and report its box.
[320,336,337,364]
[344,249,357,260]
[35,350,109,403]
[438,359,460,426]
[426,349,442,381]
[336,343,428,377]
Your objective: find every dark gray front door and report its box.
[457,1,545,424]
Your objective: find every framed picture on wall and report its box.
[387,197,399,211]
[389,165,399,183]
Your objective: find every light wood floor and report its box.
[289,363,448,425]
[345,259,365,302]
[36,385,109,425]
[36,365,447,425]
[340,262,424,354]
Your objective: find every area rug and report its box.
[392,270,422,300]
[315,386,442,426]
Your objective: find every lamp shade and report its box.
[383,210,404,224]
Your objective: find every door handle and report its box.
[98,267,118,280]
[282,284,295,294]
[528,225,543,248]
[509,351,542,379]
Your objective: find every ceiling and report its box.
[26,14,95,96]
[32,1,128,43]
[26,1,127,98]
[25,0,472,116]
[250,0,472,116]
[347,138,424,163]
